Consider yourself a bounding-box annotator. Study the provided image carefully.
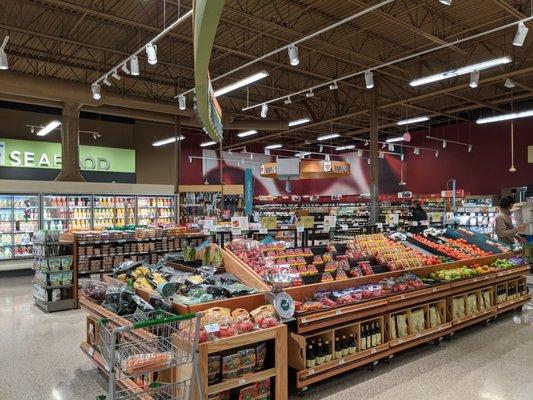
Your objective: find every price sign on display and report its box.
[204,323,220,334]
[376,222,383,229]
[231,228,242,236]
[259,227,268,234]
[412,221,419,226]
[296,225,304,233]
[341,224,349,231]
[421,220,430,226]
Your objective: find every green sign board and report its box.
[0,138,135,173]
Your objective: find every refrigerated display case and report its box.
[0,195,13,259]
[156,195,176,226]
[13,195,39,258]
[137,196,157,225]
[68,195,92,231]
[93,195,136,229]
[43,195,68,231]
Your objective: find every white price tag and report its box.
[376,223,383,229]
[338,359,345,365]
[412,221,419,226]
[88,346,94,357]
[259,227,268,234]
[432,288,437,293]
[400,295,405,300]
[301,317,308,324]
[398,339,404,344]
[296,226,304,233]
[204,323,220,334]
[421,221,430,226]
[341,224,349,231]
[308,368,315,376]
[203,228,210,235]
[239,379,246,385]
[370,348,376,354]
[231,228,242,236]
[335,309,343,316]
[389,223,395,228]
[415,333,421,339]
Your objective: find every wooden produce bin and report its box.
[197,325,287,400]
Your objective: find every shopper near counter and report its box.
[411,201,428,233]
[495,196,526,245]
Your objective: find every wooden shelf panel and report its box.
[203,325,281,354]
[496,294,531,311]
[208,368,276,395]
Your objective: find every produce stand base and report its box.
[34,298,76,312]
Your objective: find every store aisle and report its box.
[0,275,106,400]
[0,275,532,400]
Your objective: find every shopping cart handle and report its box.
[132,313,197,329]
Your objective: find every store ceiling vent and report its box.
[277,158,300,181]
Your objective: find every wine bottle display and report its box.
[306,344,316,368]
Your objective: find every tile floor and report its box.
[0,275,532,400]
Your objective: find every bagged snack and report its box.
[239,348,256,375]
[51,288,61,302]
[453,297,465,319]
[49,273,61,286]
[410,309,425,333]
[61,256,73,270]
[482,291,491,309]
[221,354,241,381]
[123,352,171,375]
[61,271,73,285]
[208,355,221,385]
[40,258,49,272]
[389,315,397,339]
[49,258,61,271]
[239,385,256,400]
[466,294,478,315]
[429,307,438,328]
[255,343,267,371]
[396,313,408,338]
[255,379,271,400]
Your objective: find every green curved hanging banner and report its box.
[193,0,225,142]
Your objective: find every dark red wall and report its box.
[404,120,532,195]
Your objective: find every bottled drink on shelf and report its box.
[375,322,382,345]
[370,323,377,347]
[341,335,349,357]
[316,340,325,365]
[306,345,315,369]
[334,337,342,359]
[323,340,332,363]
[348,333,356,355]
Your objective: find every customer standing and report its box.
[495,196,526,245]
[411,200,428,233]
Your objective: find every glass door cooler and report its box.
[156,195,176,226]
[13,195,39,258]
[42,195,68,231]
[118,196,136,226]
[68,195,92,231]
[137,196,157,225]
[93,195,115,230]
[0,195,13,259]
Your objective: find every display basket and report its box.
[98,310,203,400]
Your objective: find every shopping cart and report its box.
[98,310,203,400]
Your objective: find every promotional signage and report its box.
[0,138,135,173]
[441,189,465,198]
[244,168,253,216]
[398,191,413,199]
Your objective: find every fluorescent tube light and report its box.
[214,70,269,97]
[476,109,533,124]
[36,120,61,136]
[152,135,185,146]
[386,136,405,143]
[439,0,452,5]
[0,36,9,70]
[317,133,340,141]
[397,116,429,125]
[410,57,512,87]
[289,118,311,127]
[329,81,338,90]
[336,144,355,151]
[200,141,217,147]
[130,55,139,76]
[237,130,258,138]
[265,144,282,149]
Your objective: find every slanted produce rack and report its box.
[283,253,530,394]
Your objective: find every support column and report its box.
[175,116,182,222]
[369,89,379,224]
[55,102,85,182]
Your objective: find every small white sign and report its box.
[259,227,268,234]
[341,224,349,231]
[296,225,304,233]
[376,223,383,229]
[412,221,418,226]
[88,346,94,357]
[231,228,242,236]
[204,323,220,334]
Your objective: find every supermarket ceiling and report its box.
[1,0,533,150]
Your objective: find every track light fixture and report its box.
[504,78,516,89]
[112,69,121,80]
[414,147,420,155]
[305,90,314,98]
[130,55,140,76]
[0,36,9,70]
[103,76,112,86]
[284,97,292,105]
[367,158,371,165]
[439,0,452,5]
[357,150,363,157]
[288,44,300,66]
[189,156,192,163]
[364,141,369,146]
[468,144,473,152]
[146,43,158,64]
[470,70,479,88]
[319,145,324,153]
[435,150,439,158]
[178,94,186,111]
[325,154,331,161]
[91,83,101,100]
[379,151,384,159]
[260,104,268,118]
[365,70,374,89]
[329,81,338,90]
[381,143,387,149]
[120,63,130,75]
[388,144,395,151]
[442,140,447,148]
[513,21,529,46]
[264,149,270,156]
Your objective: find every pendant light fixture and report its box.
[178,95,186,110]
[91,83,101,100]
[470,70,480,88]
[260,104,269,118]
[130,55,140,76]
[513,21,529,46]
[509,121,517,172]
[0,36,9,70]
[287,44,300,66]
[145,43,158,65]
[365,70,374,89]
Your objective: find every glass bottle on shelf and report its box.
[341,335,349,357]
[334,337,342,359]
[323,340,332,363]
[315,340,325,365]
[306,345,315,369]
[348,333,356,355]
